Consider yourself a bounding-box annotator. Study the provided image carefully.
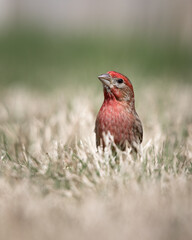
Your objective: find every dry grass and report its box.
[0,83,192,240]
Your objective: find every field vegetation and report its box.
[0,31,192,240]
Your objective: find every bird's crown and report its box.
[107,71,133,92]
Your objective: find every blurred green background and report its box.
[0,0,191,91]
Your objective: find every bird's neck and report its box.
[104,88,116,100]
[103,89,135,110]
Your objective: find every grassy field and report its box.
[0,30,192,90]
[0,31,192,240]
[0,83,192,240]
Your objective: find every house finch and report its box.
[95,71,143,153]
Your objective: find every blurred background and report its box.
[0,0,191,90]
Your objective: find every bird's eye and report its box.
[117,79,124,84]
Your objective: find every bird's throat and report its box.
[103,86,116,100]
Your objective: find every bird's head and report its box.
[98,71,134,103]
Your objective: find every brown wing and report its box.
[133,116,143,144]
[131,114,143,153]
[134,118,143,143]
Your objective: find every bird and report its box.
[95,71,143,153]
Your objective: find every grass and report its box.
[0,81,192,240]
[0,29,192,239]
[0,30,192,90]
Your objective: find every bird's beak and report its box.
[98,73,111,87]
